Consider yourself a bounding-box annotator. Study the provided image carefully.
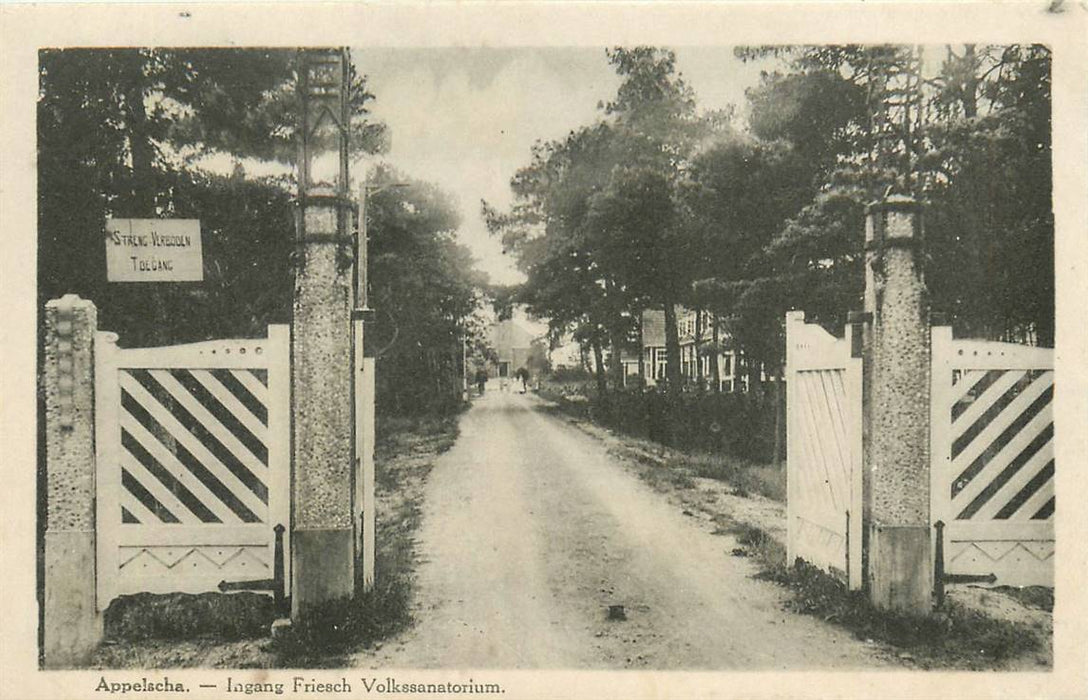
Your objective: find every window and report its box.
[652,347,668,380]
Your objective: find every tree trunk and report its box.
[609,333,624,390]
[591,337,608,400]
[1037,312,1054,348]
[123,63,155,215]
[662,300,682,393]
[605,279,625,390]
[710,315,721,392]
[121,53,169,346]
[747,356,762,396]
[636,311,646,389]
[772,364,785,468]
[694,306,704,382]
[961,44,979,119]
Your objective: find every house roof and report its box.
[489,320,537,361]
[641,309,667,346]
[641,307,733,349]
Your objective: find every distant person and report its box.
[475,368,488,396]
[514,367,530,393]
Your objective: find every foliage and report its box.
[103,592,276,642]
[547,386,778,463]
[272,412,459,666]
[39,48,485,415]
[366,165,487,414]
[270,573,411,667]
[524,338,552,377]
[488,47,728,392]
[756,559,1042,670]
[920,45,1053,343]
[37,48,386,346]
[729,44,1054,351]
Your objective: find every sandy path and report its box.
[358,392,894,670]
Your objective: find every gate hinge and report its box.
[933,520,998,609]
[217,524,287,615]
[847,311,872,358]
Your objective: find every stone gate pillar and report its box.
[291,201,356,615]
[291,48,357,616]
[862,196,932,613]
[43,294,103,666]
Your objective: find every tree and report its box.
[484,122,637,399]
[591,47,715,391]
[489,47,723,396]
[38,48,387,345]
[718,44,1053,364]
[366,166,488,413]
[684,133,821,377]
[715,46,913,358]
[920,45,1053,344]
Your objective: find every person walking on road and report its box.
[514,367,530,393]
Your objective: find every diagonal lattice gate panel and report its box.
[931,328,1055,587]
[95,327,290,608]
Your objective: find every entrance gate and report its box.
[787,312,1055,592]
[785,311,864,589]
[93,326,291,609]
[930,327,1055,587]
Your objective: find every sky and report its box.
[353,46,770,287]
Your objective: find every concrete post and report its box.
[291,201,356,615]
[42,295,103,666]
[862,196,932,614]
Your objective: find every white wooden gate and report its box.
[94,326,291,608]
[930,327,1054,587]
[785,311,863,588]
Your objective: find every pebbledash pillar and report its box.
[861,196,933,613]
[43,294,104,666]
[291,194,356,614]
[290,48,357,616]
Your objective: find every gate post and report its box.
[291,200,357,614]
[784,310,804,568]
[42,294,103,666]
[291,48,357,615]
[861,196,933,614]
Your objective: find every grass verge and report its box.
[548,389,1045,670]
[721,521,1043,670]
[270,411,459,667]
[675,452,784,502]
[541,391,785,503]
[103,592,276,642]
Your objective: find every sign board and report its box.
[105,218,203,282]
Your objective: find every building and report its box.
[488,318,537,381]
[638,307,749,391]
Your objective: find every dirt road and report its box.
[358,392,894,670]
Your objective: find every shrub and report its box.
[270,565,412,667]
[103,592,277,641]
[585,389,778,463]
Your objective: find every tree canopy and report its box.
[39,48,488,413]
[490,44,1053,397]
[38,48,389,345]
[737,45,1054,350]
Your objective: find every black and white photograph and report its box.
[2,3,1087,699]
